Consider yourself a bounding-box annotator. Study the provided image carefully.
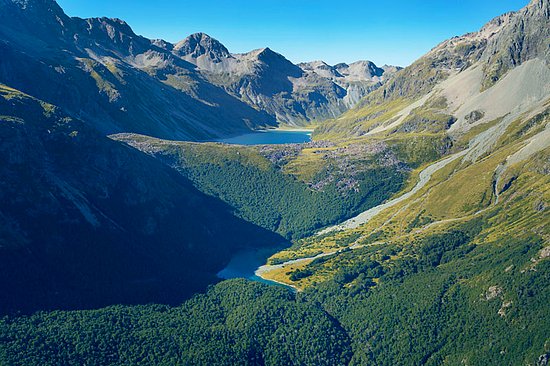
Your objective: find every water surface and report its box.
[217,246,291,289]
[217,130,312,145]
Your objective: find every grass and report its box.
[262,106,550,289]
[282,147,331,183]
[314,98,412,140]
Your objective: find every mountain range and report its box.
[0,0,396,140]
[0,0,549,364]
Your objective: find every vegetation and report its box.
[2,221,548,365]
[115,137,407,239]
[0,280,352,366]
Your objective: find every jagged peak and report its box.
[299,60,332,70]
[85,17,136,35]
[333,62,349,69]
[173,32,231,62]
[253,47,290,63]
[3,0,68,21]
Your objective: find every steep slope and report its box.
[0,0,397,139]
[0,0,276,140]
[0,84,284,314]
[174,33,399,125]
[264,0,550,290]
[315,0,549,140]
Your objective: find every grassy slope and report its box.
[257,100,550,364]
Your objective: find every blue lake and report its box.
[217,130,312,145]
[217,246,292,289]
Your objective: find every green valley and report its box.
[0,0,549,365]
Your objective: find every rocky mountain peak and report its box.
[0,0,73,43]
[84,17,137,39]
[252,47,303,77]
[173,32,231,62]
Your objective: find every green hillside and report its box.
[113,135,408,239]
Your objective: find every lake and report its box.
[217,129,312,145]
[217,246,293,289]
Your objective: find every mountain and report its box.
[251,0,550,363]
[0,84,284,313]
[0,0,276,140]
[0,0,396,140]
[175,32,399,125]
[316,0,549,139]
[0,0,549,364]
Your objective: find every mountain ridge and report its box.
[0,0,397,138]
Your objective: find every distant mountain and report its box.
[0,84,284,313]
[175,32,399,125]
[0,0,396,139]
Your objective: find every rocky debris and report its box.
[258,140,336,167]
[465,110,485,124]
[259,144,303,167]
[540,246,550,259]
[483,286,503,300]
[309,142,407,193]
[498,301,512,317]
[534,200,547,212]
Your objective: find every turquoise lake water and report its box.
[217,246,292,289]
[217,130,312,145]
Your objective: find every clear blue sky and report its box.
[56,0,528,67]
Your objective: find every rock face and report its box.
[317,0,550,141]
[0,84,284,313]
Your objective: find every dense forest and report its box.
[2,221,548,365]
[114,138,408,239]
[0,280,352,366]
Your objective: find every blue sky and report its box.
[56,0,529,67]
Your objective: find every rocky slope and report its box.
[263,0,550,302]
[253,3,549,363]
[0,0,281,140]
[0,84,283,313]
[316,0,550,140]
